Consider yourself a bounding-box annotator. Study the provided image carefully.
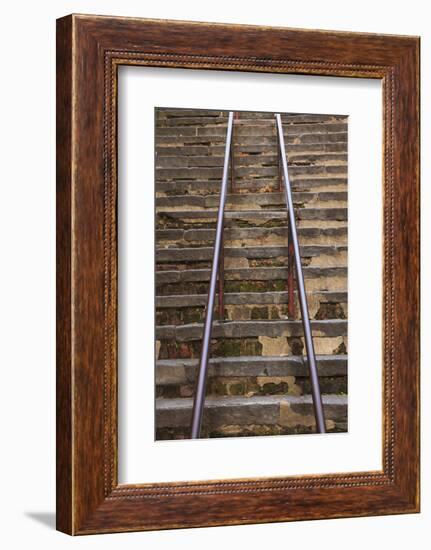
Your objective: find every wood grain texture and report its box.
[56,15,73,535]
[56,14,420,535]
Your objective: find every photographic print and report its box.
[155,107,348,440]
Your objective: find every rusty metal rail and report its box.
[275,113,326,433]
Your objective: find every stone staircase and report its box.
[155,108,348,439]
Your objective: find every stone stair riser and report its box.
[156,291,347,308]
[156,227,347,247]
[156,276,347,296]
[157,108,347,122]
[155,132,347,146]
[156,254,346,271]
[156,164,347,181]
[157,123,346,137]
[157,190,347,207]
[157,142,348,157]
[156,154,347,168]
[155,395,347,438]
[156,355,347,382]
[157,178,347,196]
[156,298,347,324]
[157,335,347,361]
[156,210,347,230]
[156,374,347,399]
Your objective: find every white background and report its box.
[0,1,428,548]
[118,67,382,483]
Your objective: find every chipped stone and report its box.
[257,375,301,396]
[258,336,290,356]
[225,256,249,269]
[279,400,316,428]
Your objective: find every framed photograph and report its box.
[56,14,420,534]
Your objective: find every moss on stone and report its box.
[315,301,346,320]
[269,306,282,320]
[258,382,290,395]
[334,341,347,354]
[287,337,304,355]
[251,306,268,319]
[229,382,245,396]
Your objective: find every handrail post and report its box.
[276,120,282,192]
[287,224,296,319]
[191,112,234,439]
[218,229,225,321]
[277,122,296,318]
[275,114,326,434]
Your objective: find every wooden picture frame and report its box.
[56,14,420,534]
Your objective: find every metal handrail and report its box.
[190,112,234,439]
[190,111,326,437]
[275,113,326,433]
[276,118,296,318]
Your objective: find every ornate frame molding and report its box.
[57,15,419,534]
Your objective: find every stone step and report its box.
[156,191,347,210]
[156,354,347,383]
[156,319,347,341]
[157,115,228,127]
[156,153,347,168]
[156,142,348,157]
[156,244,346,263]
[158,111,346,125]
[156,208,347,230]
[156,121,346,137]
[156,276,346,297]
[157,177,347,195]
[159,108,344,118]
[155,132,347,146]
[155,394,347,439]
[156,164,346,182]
[156,265,346,283]
[156,319,347,360]
[156,304,347,325]
[156,290,347,308]
[156,225,347,247]
[156,289,347,324]
[156,354,347,398]
[156,244,347,272]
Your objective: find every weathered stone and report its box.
[251,306,268,320]
[279,401,317,428]
[224,256,249,269]
[156,266,347,285]
[258,336,290,356]
[309,251,347,267]
[156,225,347,247]
[256,375,301,396]
[156,244,346,264]
[155,395,347,431]
[287,337,304,355]
[315,302,347,320]
[313,336,347,355]
[156,319,347,343]
[154,108,348,440]
[156,355,348,385]
[156,290,346,310]
[225,305,251,321]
